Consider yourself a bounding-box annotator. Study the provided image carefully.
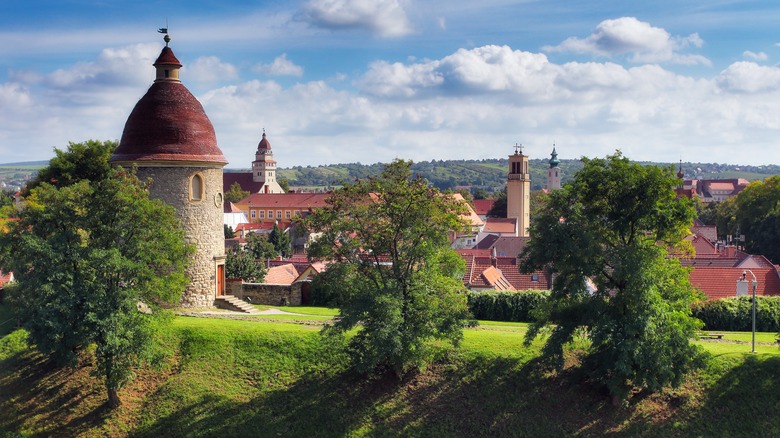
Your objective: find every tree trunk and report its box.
[108,386,121,408]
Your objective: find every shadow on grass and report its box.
[132,356,640,438]
[665,354,780,437]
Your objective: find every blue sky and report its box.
[2,0,780,168]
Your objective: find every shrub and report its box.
[691,296,780,332]
[467,290,549,322]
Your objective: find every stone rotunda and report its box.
[110,34,227,307]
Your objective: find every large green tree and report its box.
[224,181,250,204]
[268,223,292,258]
[245,232,277,260]
[1,167,191,408]
[718,175,780,264]
[225,247,266,282]
[304,159,471,376]
[520,152,703,403]
[22,140,117,196]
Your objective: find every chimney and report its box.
[491,247,497,267]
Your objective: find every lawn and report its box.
[2,307,780,437]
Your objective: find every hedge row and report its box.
[691,296,780,332]
[467,290,549,322]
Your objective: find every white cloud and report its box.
[545,17,711,66]
[252,54,304,77]
[743,51,768,61]
[300,0,413,37]
[186,56,239,83]
[716,62,780,93]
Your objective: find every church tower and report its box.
[546,145,561,191]
[507,144,530,237]
[252,130,285,193]
[110,33,227,308]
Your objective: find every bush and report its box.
[691,296,780,332]
[467,290,549,322]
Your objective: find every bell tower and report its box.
[546,145,561,191]
[507,143,530,237]
[251,130,284,194]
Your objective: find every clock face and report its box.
[214,192,223,207]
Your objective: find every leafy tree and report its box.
[520,152,703,404]
[224,181,250,203]
[268,223,292,258]
[22,140,117,196]
[486,186,507,217]
[1,167,191,408]
[278,178,290,193]
[694,198,719,226]
[304,159,471,376]
[245,232,277,260]
[225,247,266,282]
[721,175,780,263]
[224,224,235,238]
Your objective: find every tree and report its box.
[224,224,235,238]
[486,187,507,217]
[720,175,780,264]
[245,232,277,260]
[224,181,250,204]
[520,152,703,404]
[225,247,266,282]
[22,140,117,196]
[268,223,292,258]
[278,178,290,193]
[1,167,192,408]
[304,159,471,376]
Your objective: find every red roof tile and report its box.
[689,267,780,300]
[224,172,264,194]
[242,192,330,209]
[483,218,517,234]
[472,199,495,216]
[264,264,299,285]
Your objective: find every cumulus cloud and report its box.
[743,51,768,61]
[716,62,780,93]
[300,0,412,37]
[186,56,239,83]
[45,43,159,91]
[252,54,304,77]
[545,17,710,66]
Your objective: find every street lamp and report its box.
[742,270,758,353]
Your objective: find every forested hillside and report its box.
[263,159,780,192]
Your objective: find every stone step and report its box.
[214,295,261,314]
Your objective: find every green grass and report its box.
[4,308,780,437]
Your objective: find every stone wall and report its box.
[136,165,225,308]
[233,282,302,306]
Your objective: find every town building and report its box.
[223,130,285,194]
[506,144,530,237]
[110,34,227,307]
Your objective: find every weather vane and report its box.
[158,20,170,46]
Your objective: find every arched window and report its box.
[191,174,203,201]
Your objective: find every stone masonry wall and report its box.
[136,165,225,308]
[234,282,302,306]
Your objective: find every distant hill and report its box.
[253,159,780,193]
[0,161,48,168]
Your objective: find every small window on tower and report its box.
[165,69,170,78]
[191,174,203,201]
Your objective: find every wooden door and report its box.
[217,264,225,296]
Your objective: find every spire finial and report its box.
[514,143,523,155]
[158,25,170,46]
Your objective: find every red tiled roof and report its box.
[483,217,517,234]
[264,264,299,285]
[153,46,182,66]
[242,192,330,209]
[472,199,495,216]
[689,267,780,300]
[111,47,226,165]
[0,271,13,288]
[691,225,717,243]
[224,202,244,213]
[224,173,264,194]
[474,234,500,250]
[461,255,550,290]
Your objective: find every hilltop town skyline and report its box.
[3,1,780,167]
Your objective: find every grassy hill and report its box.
[2,305,780,437]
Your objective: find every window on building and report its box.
[277,210,282,219]
[532,274,539,282]
[190,174,203,201]
[259,210,265,219]
[285,210,291,219]
[294,210,301,217]
[268,210,273,218]
[250,210,256,219]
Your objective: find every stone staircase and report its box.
[214,295,261,314]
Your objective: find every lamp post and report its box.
[743,270,758,353]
